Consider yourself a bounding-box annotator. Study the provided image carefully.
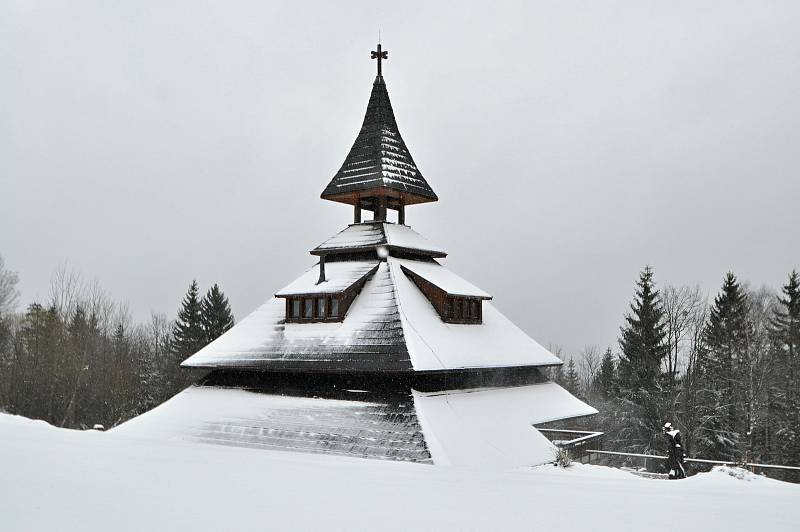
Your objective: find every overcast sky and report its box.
[2,1,799,356]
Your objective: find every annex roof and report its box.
[321,76,437,205]
[115,382,596,466]
[115,385,432,463]
[275,261,378,297]
[413,383,597,466]
[311,222,446,258]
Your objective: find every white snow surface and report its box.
[275,261,378,296]
[3,413,798,532]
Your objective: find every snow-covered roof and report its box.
[116,386,432,463]
[383,224,446,256]
[312,222,446,258]
[183,255,562,372]
[115,382,594,467]
[389,257,563,370]
[182,261,412,372]
[275,261,378,296]
[413,383,597,467]
[314,223,385,251]
[321,76,437,204]
[398,259,491,299]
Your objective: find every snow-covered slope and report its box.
[2,413,797,532]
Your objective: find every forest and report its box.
[552,267,799,480]
[0,254,797,479]
[0,256,231,430]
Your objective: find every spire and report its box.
[321,45,437,220]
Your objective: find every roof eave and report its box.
[311,245,447,259]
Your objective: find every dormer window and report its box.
[276,261,378,323]
[400,262,492,325]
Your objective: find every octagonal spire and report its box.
[321,47,437,218]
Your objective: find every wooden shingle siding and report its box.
[321,76,438,206]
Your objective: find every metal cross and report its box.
[371,44,388,76]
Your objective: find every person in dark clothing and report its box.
[663,422,687,479]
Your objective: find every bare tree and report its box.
[742,285,778,459]
[662,285,706,390]
[48,263,83,319]
[0,255,20,316]
[669,287,708,455]
[578,345,601,396]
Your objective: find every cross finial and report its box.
[371,43,388,77]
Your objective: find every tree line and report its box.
[0,259,233,430]
[551,266,799,479]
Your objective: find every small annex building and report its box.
[117,45,597,467]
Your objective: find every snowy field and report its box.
[1,414,797,532]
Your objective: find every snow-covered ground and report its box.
[1,413,797,532]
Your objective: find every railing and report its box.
[585,449,800,473]
[538,429,604,449]
[536,428,604,463]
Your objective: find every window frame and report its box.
[284,294,347,323]
[442,295,483,324]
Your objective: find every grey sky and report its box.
[2,1,799,356]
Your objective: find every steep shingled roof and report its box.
[321,76,438,204]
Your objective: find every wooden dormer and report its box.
[399,262,492,325]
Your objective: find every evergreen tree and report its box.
[769,271,800,470]
[697,272,750,460]
[171,281,205,360]
[594,347,617,399]
[550,364,564,385]
[617,267,668,452]
[564,357,581,397]
[200,284,234,343]
[618,267,668,391]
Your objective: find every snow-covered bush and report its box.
[553,447,572,468]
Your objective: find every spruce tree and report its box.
[201,283,235,343]
[617,266,668,452]
[550,364,564,385]
[171,281,205,359]
[697,272,750,460]
[618,266,668,391]
[769,271,800,469]
[564,357,581,397]
[594,347,617,399]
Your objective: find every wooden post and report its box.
[398,202,405,225]
[354,199,361,223]
[376,197,387,221]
